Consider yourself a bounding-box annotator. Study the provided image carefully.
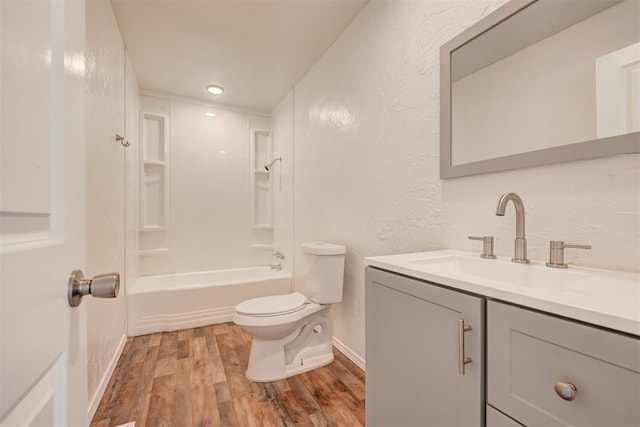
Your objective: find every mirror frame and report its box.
[440,0,640,179]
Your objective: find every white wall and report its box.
[291,0,640,363]
[125,55,140,288]
[85,0,127,417]
[139,95,275,276]
[271,90,295,275]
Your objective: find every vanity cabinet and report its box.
[487,301,640,426]
[365,267,484,426]
[486,406,523,427]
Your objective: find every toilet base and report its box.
[245,307,334,382]
[247,352,334,383]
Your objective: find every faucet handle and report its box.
[563,243,592,250]
[546,240,591,268]
[468,236,496,259]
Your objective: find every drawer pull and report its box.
[554,381,577,401]
[457,319,472,375]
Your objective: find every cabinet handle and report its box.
[554,381,577,401]
[457,319,472,375]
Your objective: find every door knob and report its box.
[68,270,119,307]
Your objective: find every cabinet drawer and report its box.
[488,301,640,426]
[487,405,523,427]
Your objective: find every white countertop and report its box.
[365,250,640,336]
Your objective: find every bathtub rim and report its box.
[129,266,291,294]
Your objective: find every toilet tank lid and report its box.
[301,242,346,255]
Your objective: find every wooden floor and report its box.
[90,323,365,427]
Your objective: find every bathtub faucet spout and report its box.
[271,264,282,271]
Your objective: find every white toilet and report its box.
[233,242,346,382]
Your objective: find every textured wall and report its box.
[125,55,140,287]
[292,0,640,362]
[85,0,127,411]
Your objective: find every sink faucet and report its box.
[495,192,530,264]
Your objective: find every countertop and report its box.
[365,250,640,336]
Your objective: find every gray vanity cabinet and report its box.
[365,267,484,426]
[487,301,640,426]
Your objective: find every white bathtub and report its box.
[127,267,291,336]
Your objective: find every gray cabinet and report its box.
[488,301,640,426]
[486,405,523,427]
[365,267,484,426]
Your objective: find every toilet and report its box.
[233,242,346,382]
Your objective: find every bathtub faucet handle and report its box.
[273,251,285,260]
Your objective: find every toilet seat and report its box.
[235,292,308,317]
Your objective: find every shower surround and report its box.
[124,93,295,336]
[137,95,277,276]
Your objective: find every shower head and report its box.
[264,157,282,171]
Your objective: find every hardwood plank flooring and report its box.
[91,323,365,427]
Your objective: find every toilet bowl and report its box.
[233,242,346,382]
[233,292,334,381]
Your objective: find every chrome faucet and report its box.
[270,263,282,271]
[495,192,530,263]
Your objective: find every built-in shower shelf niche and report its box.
[140,111,169,231]
[250,128,274,249]
[138,248,169,257]
[139,226,168,233]
[139,110,170,258]
[144,159,165,167]
[251,228,274,248]
[142,112,167,162]
[252,225,274,230]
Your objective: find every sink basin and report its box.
[407,255,589,289]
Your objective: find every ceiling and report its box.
[111,0,368,114]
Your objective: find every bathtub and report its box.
[127,267,291,336]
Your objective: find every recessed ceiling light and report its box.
[206,84,224,95]
[206,112,216,118]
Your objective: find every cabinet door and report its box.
[365,267,484,426]
[487,405,524,427]
[488,301,640,426]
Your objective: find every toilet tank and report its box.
[299,242,346,304]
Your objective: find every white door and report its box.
[1,0,88,425]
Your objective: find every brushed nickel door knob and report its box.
[554,381,577,401]
[68,270,119,307]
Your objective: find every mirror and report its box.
[440,0,640,178]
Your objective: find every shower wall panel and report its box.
[139,96,273,276]
[270,91,295,274]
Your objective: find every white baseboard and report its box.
[332,336,365,371]
[87,334,127,422]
